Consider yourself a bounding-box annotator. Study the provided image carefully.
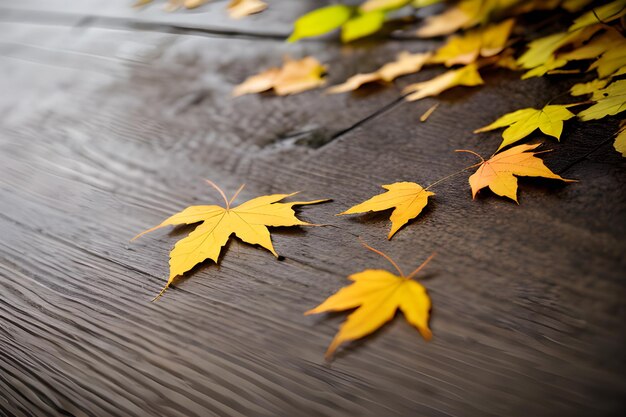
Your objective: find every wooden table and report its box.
[1,1,625,416]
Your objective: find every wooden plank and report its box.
[1,10,625,417]
[0,0,327,39]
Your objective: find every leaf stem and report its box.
[205,179,230,208]
[424,150,484,191]
[228,184,246,207]
[359,238,405,277]
[406,252,436,280]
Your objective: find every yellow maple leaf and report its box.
[306,241,434,359]
[233,57,326,96]
[339,182,434,239]
[134,181,328,298]
[570,78,609,96]
[517,25,601,76]
[615,121,626,157]
[417,7,470,37]
[578,79,626,121]
[524,30,625,78]
[569,0,626,32]
[468,144,574,202]
[227,0,267,19]
[431,19,515,67]
[474,104,575,150]
[589,41,626,79]
[403,63,484,102]
[417,0,519,37]
[327,52,431,94]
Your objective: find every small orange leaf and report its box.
[468,144,575,202]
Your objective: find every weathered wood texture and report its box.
[1,2,625,417]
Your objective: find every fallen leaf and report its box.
[570,78,609,96]
[578,79,626,121]
[359,0,410,12]
[134,181,328,298]
[342,10,386,42]
[474,104,575,150]
[431,19,515,66]
[562,0,594,12]
[306,242,434,359]
[417,0,518,37]
[327,52,430,94]
[184,0,207,8]
[569,0,626,32]
[233,57,326,96]
[615,121,626,157]
[377,52,432,81]
[339,182,434,239]
[468,144,574,202]
[288,4,353,42]
[416,6,471,37]
[228,0,267,19]
[233,67,281,96]
[517,25,601,75]
[589,41,626,79]
[403,63,484,101]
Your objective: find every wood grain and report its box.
[0,2,625,417]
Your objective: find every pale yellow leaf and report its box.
[431,19,515,67]
[360,0,410,12]
[578,79,626,121]
[327,52,430,94]
[233,57,326,97]
[403,63,484,102]
[227,0,267,19]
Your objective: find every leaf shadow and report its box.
[319,310,431,364]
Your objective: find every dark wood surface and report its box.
[1,2,625,416]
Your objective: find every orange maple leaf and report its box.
[466,144,575,202]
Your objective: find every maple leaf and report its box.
[615,121,626,157]
[134,181,328,298]
[568,0,626,32]
[578,79,626,121]
[570,79,608,96]
[306,241,434,359]
[327,52,431,94]
[467,144,574,202]
[339,182,434,239]
[517,25,601,77]
[417,0,519,37]
[431,19,515,67]
[474,104,575,150]
[359,0,411,12]
[403,63,484,102]
[227,0,267,19]
[233,57,326,96]
[341,10,386,42]
[288,5,353,42]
